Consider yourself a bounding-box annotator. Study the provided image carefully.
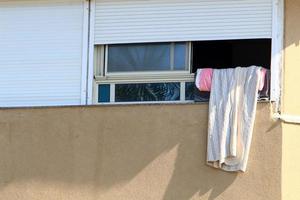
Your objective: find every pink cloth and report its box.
[195,67,267,92]
[195,68,213,92]
[258,68,267,91]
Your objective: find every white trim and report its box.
[96,101,194,106]
[105,72,191,78]
[80,0,90,105]
[96,79,192,83]
[273,113,300,124]
[95,74,194,84]
[87,0,96,105]
[94,80,193,104]
[270,0,284,111]
[103,71,193,79]
[180,82,185,101]
[93,81,98,104]
[104,45,109,76]
[110,84,115,102]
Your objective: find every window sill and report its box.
[0,99,271,110]
[94,99,271,107]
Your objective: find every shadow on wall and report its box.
[0,104,238,200]
[93,105,238,200]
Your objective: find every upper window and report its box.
[106,42,189,73]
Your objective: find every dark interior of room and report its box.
[192,39,272,73]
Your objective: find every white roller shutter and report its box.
[0,0,85,107]
[94,0,273,44]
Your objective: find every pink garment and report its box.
[195,67,267,92]
[195,68,213,92]
[259,68,267,91]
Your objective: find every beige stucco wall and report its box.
[282,0,300,199]
[0,103,281,200]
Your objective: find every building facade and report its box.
[0,0,299,199]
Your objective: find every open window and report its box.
[192,39,271,71]
[94,39,272,103]
[190,39,272,102]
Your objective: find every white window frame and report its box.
[92,42,192,84]
[93,42,194,104]
[87,0,284,107]
[80,0,90,105]
[94,81,192,105]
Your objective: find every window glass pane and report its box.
[194,91,210,102]
[108,43,171,72]
[185,82,195,101]
[186,82,210,102]
[174,43,187,70]
[98,84,110,103]
[115,83,180,102]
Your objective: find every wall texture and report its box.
[0,103,281,200]
[282,0,300,199]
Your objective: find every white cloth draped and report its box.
[207,66,261,172]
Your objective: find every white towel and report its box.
[195,69,202,89]
[207,66,262,172]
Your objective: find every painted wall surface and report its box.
[0,103,281,200]
[282,0,300,199]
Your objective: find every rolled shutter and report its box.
[0,0,85,107]
[94,0,273,44]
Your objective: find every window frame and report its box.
[102,42,192,80]
[105,42,190,75]
[94,81,194,104]
[93,42,194,104]
[94,43,194,84]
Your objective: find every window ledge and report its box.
[94,99,271,107]
[0,99,271,110]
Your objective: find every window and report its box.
[89,0,283,107]
[191,39,272,102]
[94,42,193,103]
[94,39,272,104]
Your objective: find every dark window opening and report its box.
[192,39,272,73]
[191,39,272,102]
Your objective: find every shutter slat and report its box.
[94,0,273,44]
